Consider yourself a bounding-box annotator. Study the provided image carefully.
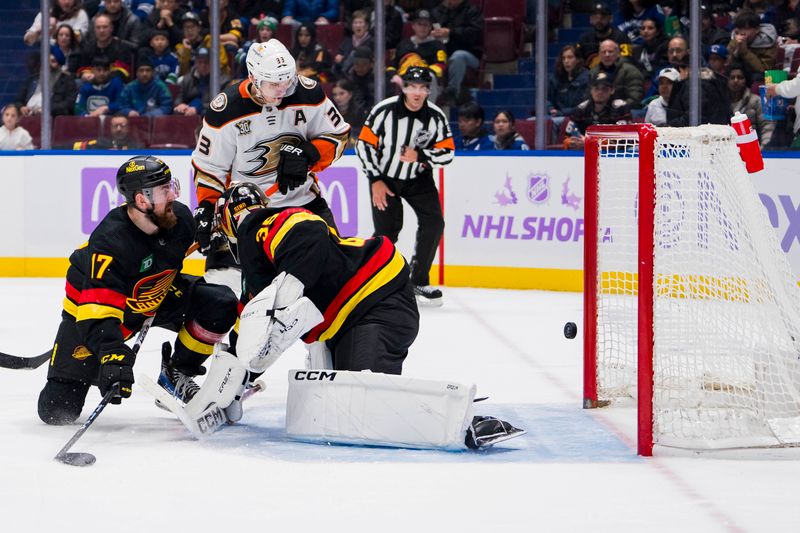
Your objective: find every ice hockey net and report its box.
[583,124,800,455]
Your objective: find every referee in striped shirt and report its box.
[356,66,455,306]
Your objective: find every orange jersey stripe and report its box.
[433,137,455,150]
[358,125,379,148]
[310,137,339,172]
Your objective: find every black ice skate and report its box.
[156,342,200,406]
[414,285,443,307]
[465,416,526,450]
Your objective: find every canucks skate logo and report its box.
[243,135,303,177]
[126,270,177,315]
[526,174,550,204]
[235,119,251,135]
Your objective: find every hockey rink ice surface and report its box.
[1,279,799,532]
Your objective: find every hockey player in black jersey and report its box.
[213,183,524,450]
[218,182,419,375]
[37,156,238,425]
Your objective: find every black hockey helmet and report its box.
[116,155,173,203]
[218,182,268,263]
[402,66,433,86]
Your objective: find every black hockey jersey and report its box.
[63,202,195,354]
[236,207,410,344]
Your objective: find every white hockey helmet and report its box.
[246,39,298,97]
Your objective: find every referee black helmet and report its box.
[402,66,433,86]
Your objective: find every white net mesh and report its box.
[592,125,800,449]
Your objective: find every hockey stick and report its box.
[54,314,155,467]
[2,243,200,371]
[54,242,200,466]
[0,349,51,370]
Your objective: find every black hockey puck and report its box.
[564,322,577,339]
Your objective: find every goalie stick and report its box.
[53,242,200,467]
[1,243,200,371]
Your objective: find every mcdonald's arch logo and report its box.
[317,167,358,236]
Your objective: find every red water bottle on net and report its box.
[730,112,764,173]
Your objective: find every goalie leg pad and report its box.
[185,349,249,422]
[286,370,476,450]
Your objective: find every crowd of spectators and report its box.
[7,0,800,151]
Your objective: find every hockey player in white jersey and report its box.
[191,39,350,291]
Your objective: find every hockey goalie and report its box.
[147,182,525,451]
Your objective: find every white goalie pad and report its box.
[185,349,249,422]
[286,370,477,450]
[305,341,333,369]
[237,272,324,373]
[138,348,249,439]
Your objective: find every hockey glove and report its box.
[193,200,215,255]
[97,342,136,404]
[276,141,321,194]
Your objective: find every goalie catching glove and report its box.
[237,272,323,373]
[276,141,320,194]
[98,342,136,404]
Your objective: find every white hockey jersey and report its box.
[192,77,350,208]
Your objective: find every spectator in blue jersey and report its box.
[148,30,180,85]
[282,0,340,26]
[616,0,665,46]
[131,0,156,21]
[174,47,230,116]
[75,57,125,116]
[488,110,529,151]
[118,53,173,117]
[454,101,492,151]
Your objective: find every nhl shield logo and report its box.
[527,174,550,204]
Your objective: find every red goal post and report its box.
[583,124,800,456]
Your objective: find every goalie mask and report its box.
[246,39,298,104]
[219,182,268,263]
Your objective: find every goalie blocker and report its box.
[286,369,525,450]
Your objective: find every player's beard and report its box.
[151,201,178,230]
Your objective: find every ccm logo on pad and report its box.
[294,370,337,381]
